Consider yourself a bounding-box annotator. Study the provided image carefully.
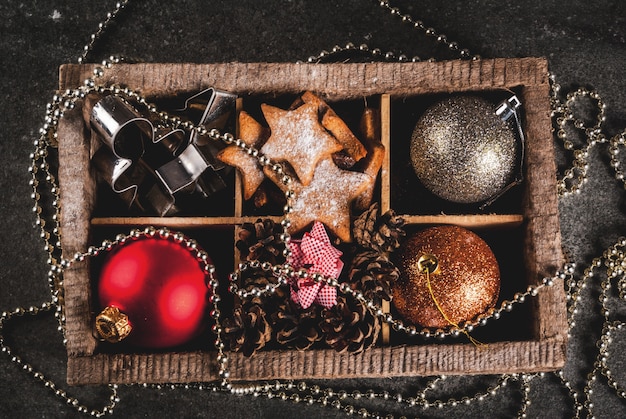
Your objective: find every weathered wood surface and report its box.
[59,59,566,385]
[59,59,548,99]
[57,109,98,357]
[67,337,566,385]
[91,216,282,227]
[520,82,566,341]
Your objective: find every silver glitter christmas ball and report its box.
[410,95,519,204]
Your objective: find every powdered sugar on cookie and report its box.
[261,103,343,186]
[266,158,373,242]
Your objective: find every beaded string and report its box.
[549,74,626,196]
[1,0,625,417]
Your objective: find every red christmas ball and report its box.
[97,235,211,348]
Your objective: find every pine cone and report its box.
[222,302,272,357]
[236,218,286,264]
[353,203,405,254]
[375,209,406,253]
[320,294,380,354]
[238,267,287,306]
[349,250,399,303]
[353,203,378,248]
[271,299,324,351]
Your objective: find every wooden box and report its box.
[58,59,566,385]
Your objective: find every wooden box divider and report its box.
[58,59,566,385]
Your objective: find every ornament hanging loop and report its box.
[418,253,440,275]
[480,94,526,209]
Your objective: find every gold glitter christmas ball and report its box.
[410,95,518,204]
[392,225,500,329]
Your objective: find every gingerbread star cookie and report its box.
[297,91,367,163]
[266,158,374,243]
[217,111,269,200]
[260,102,343,186]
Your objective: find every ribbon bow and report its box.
[288,222,343,309]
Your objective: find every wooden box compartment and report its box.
[58,59,566,385]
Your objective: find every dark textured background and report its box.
[1,1,625,417]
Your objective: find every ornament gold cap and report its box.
[417,253,440,274]
[95,306,132,343]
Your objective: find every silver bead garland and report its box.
[1,0,625,417]
[549,73,626,196]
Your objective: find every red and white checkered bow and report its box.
[288,222,343,309]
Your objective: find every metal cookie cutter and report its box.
[90,95,176,214]
[182,87,237,171]
[156,87,238,200]
[90,94,153,160]
[90,89,237,216]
